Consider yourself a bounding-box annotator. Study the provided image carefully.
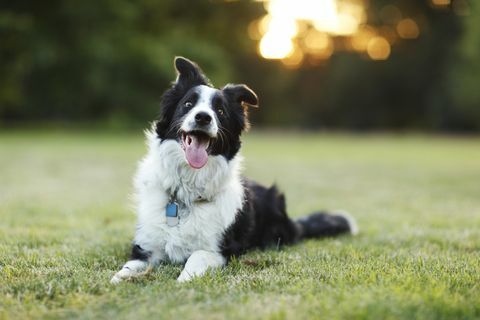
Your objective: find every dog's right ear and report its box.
[223,84,259,108]
[174,56,210,89]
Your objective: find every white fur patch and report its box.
[180,85,218,137]
[177,250,226,282]
[132,127,244,265]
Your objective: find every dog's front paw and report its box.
[177,269,194,283]
[110,268,132,284]
[110,274,123,284]
[110,260,150,285]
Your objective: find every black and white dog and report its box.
[111,57,357,284]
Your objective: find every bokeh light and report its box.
[252,0,430,66]
[281,48,305,68]
[351,25,376,52]
[380,5,402,24]
[397,18,420,39]
[367,36,391,60]
[431,0,451,7]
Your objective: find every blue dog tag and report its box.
[166,202,179,226]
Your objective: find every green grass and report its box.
[1,130,479,319]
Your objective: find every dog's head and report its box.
[155,57,258,169]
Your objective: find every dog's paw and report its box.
[110,260,150,285]
[110,269,132,284]
[110,273,123,285]
[177,269,195,283]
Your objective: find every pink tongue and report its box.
[184,135,209,169]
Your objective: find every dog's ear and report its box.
[174,56,210,89]
[223,84,258,132]
[222,84,259,108]
[156,57,210,139]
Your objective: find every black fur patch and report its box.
[296,212,352,238]
[221,180,355,260]
[220,179,300,259]
[130,244,151,261]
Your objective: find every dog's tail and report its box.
[294,211,359,240]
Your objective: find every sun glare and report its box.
[259,32,294,59]
[253,0,423,66]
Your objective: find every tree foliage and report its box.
[0,0,478,131]
[447,0,480,130]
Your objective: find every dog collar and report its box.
[166,201,179,227]
[165,189,210,227]
[166,188,179,227]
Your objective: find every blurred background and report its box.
[2,2,480,317]
[0,0,479,132]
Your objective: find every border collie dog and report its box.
[111,57,358,284]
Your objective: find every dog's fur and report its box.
[111,57,358,284]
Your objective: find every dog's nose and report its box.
[195,112,212,126]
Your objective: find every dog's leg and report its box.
[111,243,153,284]
[177,250,226,283]
[110,260,150,284]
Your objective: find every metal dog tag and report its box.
[166,202,179,227]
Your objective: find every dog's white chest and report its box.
[161,203,220,263]
[132,136,244,264]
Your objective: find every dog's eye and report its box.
[217,108,224,116]
[184,101,193,108]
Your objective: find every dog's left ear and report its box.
[222,84,259,108]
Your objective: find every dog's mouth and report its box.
[180,130,214,169]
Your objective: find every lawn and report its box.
[0,130,479,319]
